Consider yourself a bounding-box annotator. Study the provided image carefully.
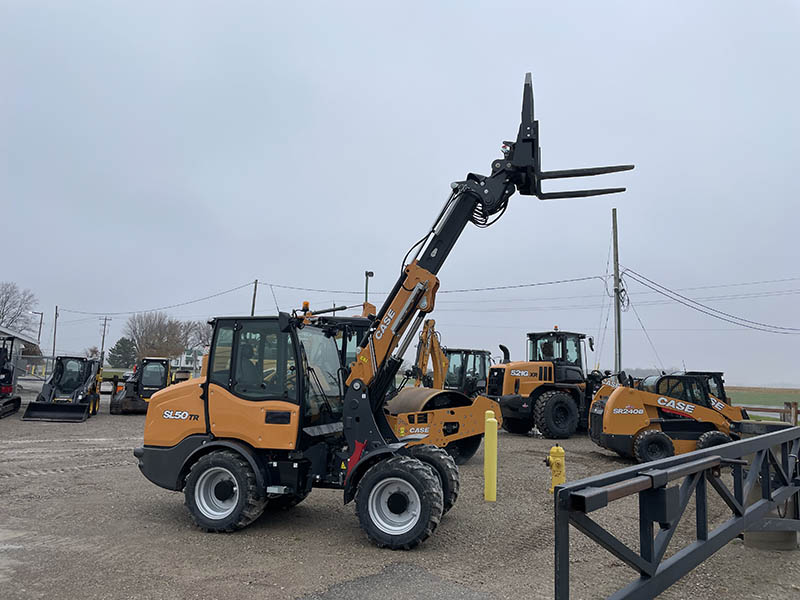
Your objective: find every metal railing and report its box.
[554,426,800,599]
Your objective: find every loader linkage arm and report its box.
[342,73,634,453]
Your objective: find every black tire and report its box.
[633,429,675,463]
[109,393,122,415]
[502,418,532,435]
[91,395,99,416]
[696,430,732,450]
[184,450,266,532]
[445,434,483,465]
[355,455,443,550]
[534,391,579,439]
[406,445,459,514]
[266,489,310,511]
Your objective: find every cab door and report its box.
[206,318,301,450]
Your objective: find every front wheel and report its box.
[406,445,459,513]
[445,434,483,465]
[184,450,266,532]
[534,391,579,439]
[355,455,443,550]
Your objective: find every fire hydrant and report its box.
[544,444,565,493]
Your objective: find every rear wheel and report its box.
[109,393,122,415]
[184,450,266,532]
[633,429,675,463]
[502,418,532,435]
[406,445,459,513]
[696,430,732,450]
[355,455,443,550]
[445,434,483,465]
[534,391,579,439]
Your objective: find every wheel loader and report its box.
[133,73,633,549]
[0,336,22,419]
[110,357,170,414]
[489,329,605,438]
[588,370,753,462]
[22,356,102,422]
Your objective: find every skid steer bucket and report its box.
[22,401,90,422]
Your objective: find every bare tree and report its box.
[84,346,100,359]
[0,282,38,334]
[124,312,189,359]
[184,320,213,351]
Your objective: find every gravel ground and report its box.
[1,393,798,600]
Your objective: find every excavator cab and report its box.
[442,348,491,397]
[0,336,22,419]
[23,356,102,422]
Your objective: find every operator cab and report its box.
[639,373,712,409]
[443,348,491,396]
[526,330,588,384]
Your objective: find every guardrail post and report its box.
[554,489,570,600]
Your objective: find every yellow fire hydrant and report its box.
[544,444,565,493]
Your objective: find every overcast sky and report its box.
[2,1,799,386]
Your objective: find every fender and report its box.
[183,439,268,492]
[343,443,405,504]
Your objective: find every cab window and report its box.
[298,326,343,423]
[141,362,166,387]
[534,335,562,362]
[446,352,464,387]
[657,377,686,402]
[233,320,297,401]
[564,337,580,367]
[209,325,234,386]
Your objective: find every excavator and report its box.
[134,73,633,550]
[0,336,22,419]
[22,356,102,422]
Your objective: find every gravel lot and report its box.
[1,392,798,600]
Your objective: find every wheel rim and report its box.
[553,402,569,428]
[194,467,239,520]
[367,477,421,535]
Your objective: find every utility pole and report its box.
[364,271,374,304]
[612,208,622,373]
[251,279,258,316]
[47,305,59,377]
[31,311,44,342]
[99,316,111,365]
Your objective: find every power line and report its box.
[628,297,665,371]
[624,270,800,335]
[60,282,253,316]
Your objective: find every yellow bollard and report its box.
[484,409,497,502]
[545,444,566,493]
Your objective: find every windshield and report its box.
[55,358,86,393]
[529,334,562,362]
[141,361,167,388]
[297,326,343,422]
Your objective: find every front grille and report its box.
[487,367,505,397]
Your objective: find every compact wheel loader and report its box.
[489,329,604,438]
[0,336,22,419]
[589,371,752,462]
[134,73,633,549]
[23,356,102,422]
[110,357,170,414]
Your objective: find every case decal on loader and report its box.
[656,396,696,415]
[374,309,396,341]
[709,397,727,412]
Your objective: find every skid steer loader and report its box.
[588,370,754,462]
[23,356,102,422]
[489,329,605,438]
[110,357,170,414]
[0,336,22,419]
[134,73,633,549]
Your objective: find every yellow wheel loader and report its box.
[589,371,752,462]
[22,356,102,422]
[133,73,633,549]
[489,329,605,438]
[110,357,170,414]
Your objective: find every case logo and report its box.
[657,397,695,414]
[374,309,396,341]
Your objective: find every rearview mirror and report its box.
[278,312,292,332]
[588,337,594,352]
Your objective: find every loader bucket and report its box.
[22,401,90,423]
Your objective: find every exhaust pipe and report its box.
[499,344,510,364]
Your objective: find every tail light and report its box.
[0,385,12,395]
